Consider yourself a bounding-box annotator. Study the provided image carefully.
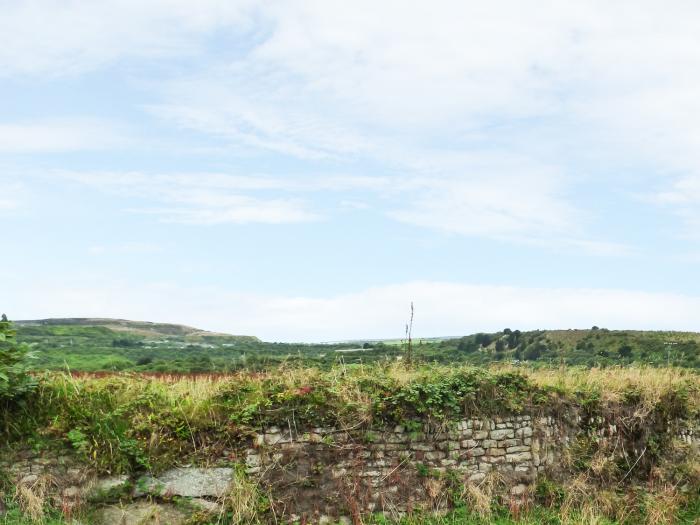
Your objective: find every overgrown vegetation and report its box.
[0,315,36,400]
[2,318,699,524]
[1,478,698,525]
[2,364,698,475]
[15,320,700,373]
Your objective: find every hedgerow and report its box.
[1,364,698,477]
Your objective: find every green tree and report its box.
[0,315,37,400]
[618,344,633,359]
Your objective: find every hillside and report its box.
[13,318,700,372]
[14,318,359,372]
[15,317,256,340]
[434,327,700,368]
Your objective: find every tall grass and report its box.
[0,364,698,525]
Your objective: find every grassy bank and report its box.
[2,364,698,473]
[1,364,698,524]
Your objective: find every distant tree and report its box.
[362,342,373,349]
[507,330,521,348]
[591,326,600,331]
[618,345,633,359]
[457,337,479,353]
[474,333,492,347]
[503,328,512,335]
[524,343,545,361]
[0,316,36,400]
[495,340,506,353]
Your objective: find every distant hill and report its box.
[13,317,359,372]
[11,318,700,372]
[15,318,258,341]
[434,327,700,368]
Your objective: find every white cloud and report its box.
[655,175,700,206]
[132,199,317,225]
[0,0,255,76]
[57,170,319,225]
[389,173,575,239]
[7,2,697,245]
[138,1,700,245]
[88,242,163,255]
[646,174,700,238]
[0,182,24,211]
[6,279,700,341]
[0,119,127,153]
[55,169,622,250]
[150,93,373,161]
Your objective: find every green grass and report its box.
[2,364,698,476]
[14,320,700,373]
[0,363,697,524]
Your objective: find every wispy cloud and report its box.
[7,279,700,341]
[0,1,255,76]
[131,199,317,225]
[59,170,319,225]
[646,174,700,239]
[88,242,164,255]
[55,169,625,252]
[0,119,127,153]
[0,181,24,211]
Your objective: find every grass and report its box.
[1,364,698,524]
[2,364,697,476]
[15,320,700,373]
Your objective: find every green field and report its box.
[14,319,700,372]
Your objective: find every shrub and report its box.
[0,315,36,400]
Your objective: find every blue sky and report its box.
[4,1,700,341]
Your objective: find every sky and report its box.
[4,1,700,341]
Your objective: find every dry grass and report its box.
[461,471,506,519]
[523,365,699,402]
[643,486,686,525]
[13,475,55,523]
[217,470,264,525]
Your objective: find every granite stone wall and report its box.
[244,414,698,521]
[2,412,698,524]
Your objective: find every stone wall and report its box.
[2,412,698,524]
[243,413,698,522]
[245,415,558,522]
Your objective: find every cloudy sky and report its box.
[4,1,700,341]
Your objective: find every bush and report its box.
[0,315,36,400]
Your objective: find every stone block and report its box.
[516,427,533,438]
[506,452,532,463]
[490,429,514,440]
[135,468,234,498]
[468,472,486,483]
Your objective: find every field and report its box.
[14,320,700,373]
